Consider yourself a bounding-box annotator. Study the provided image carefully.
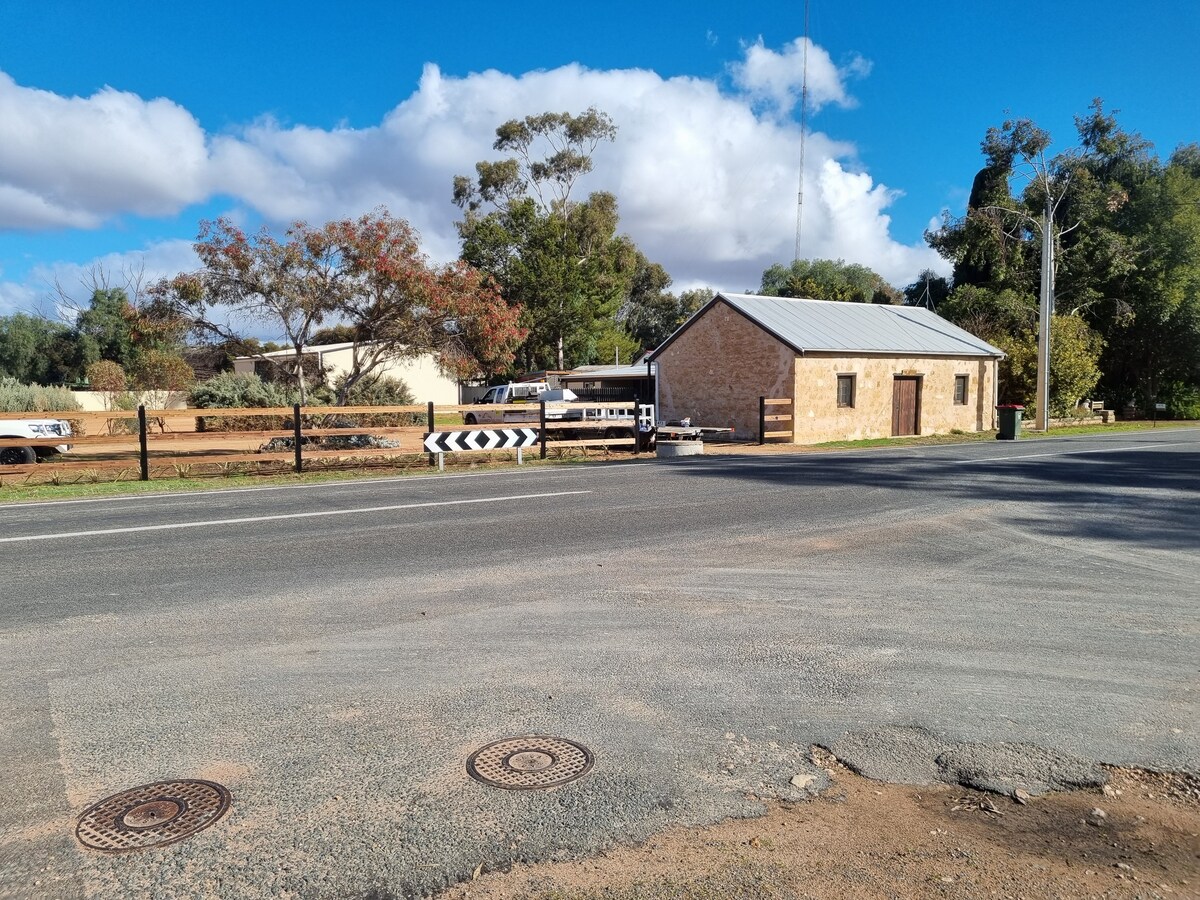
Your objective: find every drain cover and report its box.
[467,736,594,790]
[75,779,231,853]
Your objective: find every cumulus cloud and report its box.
[0,73,210,229]
[730,37,869,115]
[0,239,198,318]
[0,37,946,308]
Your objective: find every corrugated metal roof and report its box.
[710,293,1003,357]
[561,364,653,380]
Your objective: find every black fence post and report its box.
[137,404,149,481]
[427,401,436,466]
[293,403,303,473]
[759,396,767,445]
[539,399,548,459]
[632,395,640,456]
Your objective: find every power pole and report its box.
[1034,196,1054,430]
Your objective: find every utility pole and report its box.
[1034,196,1054,430]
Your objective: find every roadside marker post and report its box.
[426,401,436,467]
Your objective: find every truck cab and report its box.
[464,383,563,425]
[476,383,549,405]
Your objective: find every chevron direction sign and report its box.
[423,428,540,453]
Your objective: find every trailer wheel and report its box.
[0,445,36,465]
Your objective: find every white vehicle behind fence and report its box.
[0,418,74,465]
[462,383,652,446]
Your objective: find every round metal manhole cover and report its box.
[75,780,231,853]
[467,736,594,790]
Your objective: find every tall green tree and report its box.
[0,314,93,384]
[75,288,137,369]
[902,269,952,310]
[759,258,900,304]
[620,254,712,354]
[455,109,651,370]
[926,101,1199,413]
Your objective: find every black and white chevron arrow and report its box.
[423,428,540,453]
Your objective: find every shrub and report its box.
[1162,383,1200,420]
[336,374,415,407]
[0,377,82,413]
[330,374,420,426]
[189,372,297,432]
[86,361,127,394]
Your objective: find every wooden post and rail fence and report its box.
[0,399,649,482]
[758,396,794,444]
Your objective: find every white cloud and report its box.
[0,240,198,318]
[0,73,210,229]
[730,37,869,115]
[0,38,948,310]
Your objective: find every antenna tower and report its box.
[793,0,811,263]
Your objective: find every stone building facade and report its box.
[650,293,1002,443]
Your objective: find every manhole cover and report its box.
[467,736,594,790]
[75,779,231,853]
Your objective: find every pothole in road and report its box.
[75,779,231,853]
[467,736,594,790]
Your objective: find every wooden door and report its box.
[892,377,920,436]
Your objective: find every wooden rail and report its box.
[759,397,794,444]
[0,400,650,482]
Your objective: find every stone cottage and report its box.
[649,293,1004,443]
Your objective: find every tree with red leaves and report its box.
[153,210,524,404]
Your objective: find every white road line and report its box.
[0,459,651,512]
[0,469,506,509]
[966,441,1189,463]
[0,490,592,544]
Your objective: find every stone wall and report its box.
[656,300,795,438]
[793,354,997,443]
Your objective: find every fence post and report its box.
[137,404,149,481]
[427,401,436,467]
[632,396,640,456]
[759,396,766,445]
[293,403,303,473]
[539,399,548,459]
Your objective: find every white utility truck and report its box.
[462,383,651,446]
[0,418,74,465]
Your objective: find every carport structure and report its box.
[649,293,1004,443]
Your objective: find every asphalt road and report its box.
[1,429,1197,899]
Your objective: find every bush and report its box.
[330,374,420,426]
[337,374,415,406]
[1161,383,1200,420]
[86,360,127,394]
[189,372,298,432]
[0,377,82,413]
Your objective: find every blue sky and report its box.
[1,0,1195,320]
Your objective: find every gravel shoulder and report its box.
[441,758,1200,900]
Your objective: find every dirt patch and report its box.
[439,758,1200,900]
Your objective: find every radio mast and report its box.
[793,0,811,263]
